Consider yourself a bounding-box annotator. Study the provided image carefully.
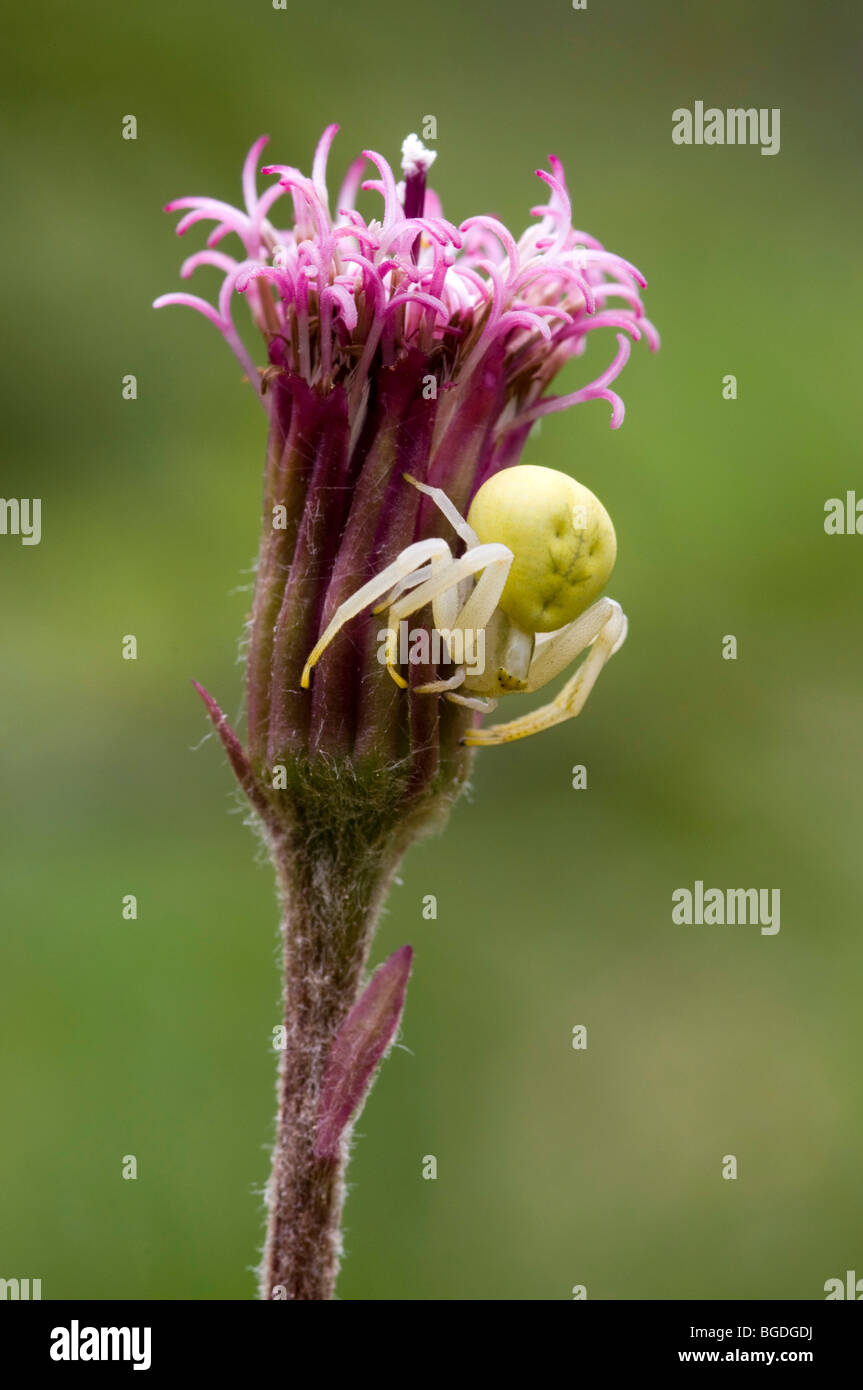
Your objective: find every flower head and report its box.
[157,124,656,440]
[157,127,657,817]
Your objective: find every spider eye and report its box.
[467,464,617,633]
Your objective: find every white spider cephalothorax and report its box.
[301,464,627,745]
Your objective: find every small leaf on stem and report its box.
[193,680,274,827]
[315,945,413,1159]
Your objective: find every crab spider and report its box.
[300,464,627,745]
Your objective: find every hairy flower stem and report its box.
[258,801,404,1300]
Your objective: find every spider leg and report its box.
[415,668,467,694]
[301,538,452,687]
[380,548,471,686]
[526,597,620,692]
[449,545,513,635]
[403,473,479,550]
[447,692,499,712]
[381,542,512,686]
[463,601,627,745]
[371,562,435,613]
[383,546,512,630]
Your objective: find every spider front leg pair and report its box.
[300,531,513,708]
[300,464,628,746]
[374,532,514,710]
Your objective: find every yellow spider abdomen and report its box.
[466,465,617,633]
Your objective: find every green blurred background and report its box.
[2,0,861,1300]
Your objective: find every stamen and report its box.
[400,133,436,219]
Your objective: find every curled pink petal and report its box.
[242,135,270,217]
